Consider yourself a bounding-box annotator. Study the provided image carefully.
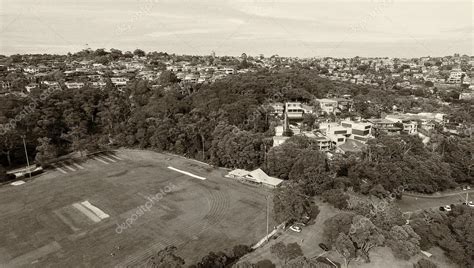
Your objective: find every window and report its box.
[352,129,369,136]
[354,136,367,141]
[338,138,344,142]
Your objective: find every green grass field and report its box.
[0,149,275,267]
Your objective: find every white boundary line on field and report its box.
[92,156,109,164]
[167,166,206,180]
[71,162,85,170]
[100,155,117,163]
[63,164,76,172]
[52,163,68,174]
[107,153,123,160]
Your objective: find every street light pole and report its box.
[265,195,269,241]
[21,135,32,179]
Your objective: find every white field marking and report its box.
[167,166,206,180]
[72,203,101,223]
[70,162,85,170]
[52,163,68,174]
[81,201,110,220]
[62,164,76,172]
[107,153,123,161]
[92,156,109,164]
[99,155,116,163]
[11,180,25,186]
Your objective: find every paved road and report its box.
[404,189,474,198]
[397,190,473,212]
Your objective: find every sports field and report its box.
[0,149,275,267]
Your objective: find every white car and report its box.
[463,201,474,207]
[289,225,302,233]
[444,205,452,211]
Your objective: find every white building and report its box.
[316,99,338,114]
[270,103,284,117]
[65,82,85,89]
[319,122,348,146]
[285,102,305,119]
[111,77,129,86]
[447,70,466,84]
[341,121,373,143]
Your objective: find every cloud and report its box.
[146,29,216,37]
[442,25,474,33]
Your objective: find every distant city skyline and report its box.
[0,0,472,57]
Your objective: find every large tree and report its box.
[386,225,421,260]
[334,233,357,268]
[323,212,355,245]
[273,184,316,223]
[348,215,385,262]
[269,242,303,265]
[35,137,57,165]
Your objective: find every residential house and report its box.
[312,134,331,151]
[367,118,402,135]
[336,139,367,154]
[285,102,305,119]
[319,122,348,146]
[447,70,466,84]
[110,77,129,87]
[341,120,372,143]
[1,81,11,91]
[270,103,284,117]
[316,99,338,114]
[25,83,39,92]
[41,81,60,90]
[65,82,85,89]
[459,91,474,100]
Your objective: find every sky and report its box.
[0,0,472,57]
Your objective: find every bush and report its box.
[0,166,15,183]
[413,258,437,268]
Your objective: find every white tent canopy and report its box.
[226,168,283,188]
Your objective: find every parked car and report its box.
[444,205,452,212]
[289,225,302,233]
[319,243,329,251]
[462,201,474,207]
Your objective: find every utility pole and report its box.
[265,195,269,241]
[21,135,32,179]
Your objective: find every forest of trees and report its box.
[1,69,472,189]
[0,65,472,266]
